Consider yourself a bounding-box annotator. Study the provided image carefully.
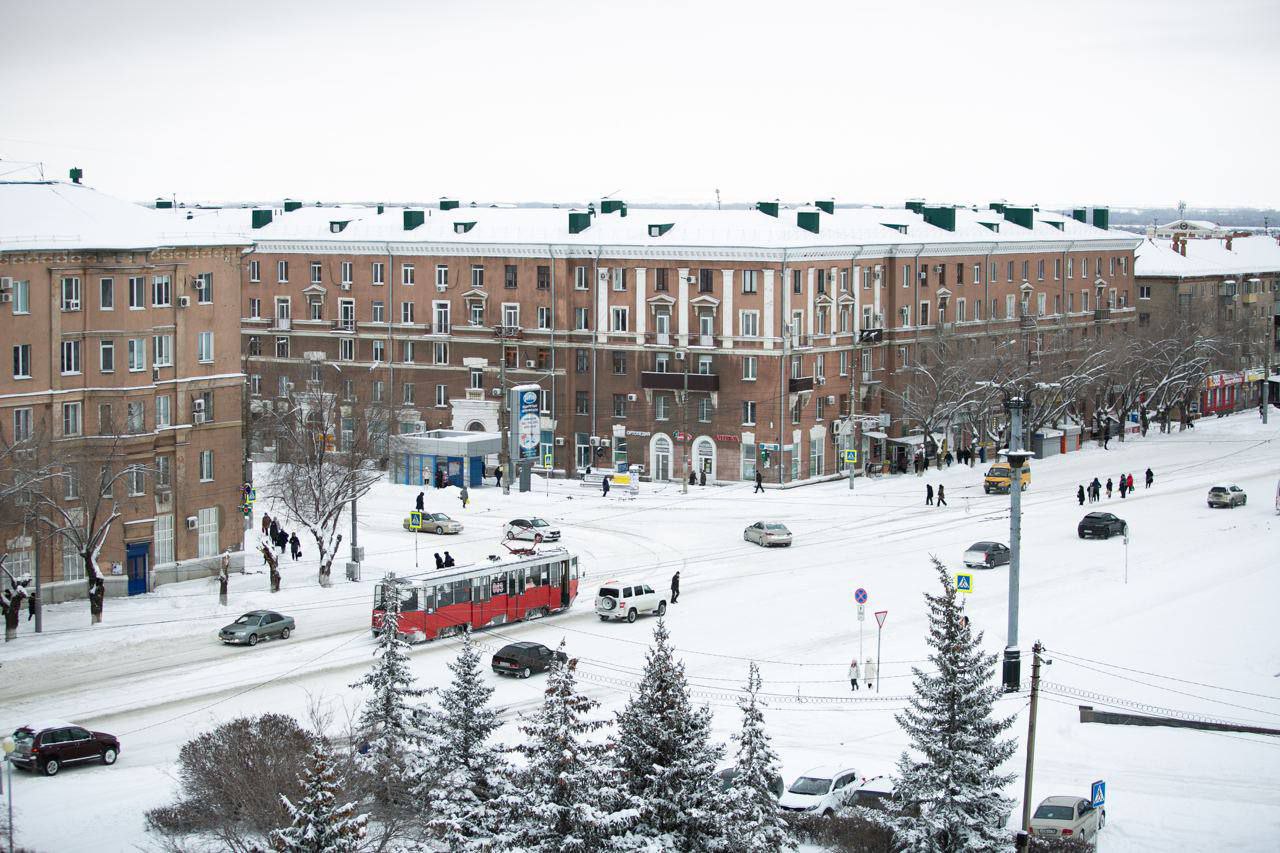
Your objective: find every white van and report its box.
[594,580,666,623]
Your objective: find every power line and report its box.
[1044,647,1280,702]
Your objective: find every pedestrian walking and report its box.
[415,491,424,511]
[1119,477,1128,499]
[944,451,953,468]
[754,469,764,494]
[1091,477,1102,503]
[1106,478,1113,499]
[864,657,877,690]
[926,483,934,505]
[261,513,271,537]
[1077,485,1085,506]
[434,553,444,570]
[602,475,611,497]
[848,659,861,692]
[699,469,706,487]
[27,592,37,621]
[459,484,470,510]
[268,516,280,541]
[1127,473,1135,492]
[936,484,947,507]
[1145,468,1154,489]
[671,571,680,604]
[443,551,455,568]
[494,466,503,488]
[979,446,987,464]
[688,469,697,486]
[289,532,301,561]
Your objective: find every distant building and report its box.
[1150,219,1232,239]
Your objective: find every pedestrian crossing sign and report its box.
[409,511,423,531]
[543,453,553,468]
[842,449,858,464]
[955,573,973,593]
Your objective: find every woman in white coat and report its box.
[848,659,861,692]
[864,657,878,691]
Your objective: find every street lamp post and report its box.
[1003,397,1034,693]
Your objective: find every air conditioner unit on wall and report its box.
[675,350,686,360]
[826,395,837,405]
[491,387,502,397]
[178,295,191,307]
[185,516,198,530]
[194,412,206,425]
[626,393,638,402]
[525,360,536,368]
[0,293,11,304]
[554,437,566,446]
[0,277,12,290]
[192,399,205,413]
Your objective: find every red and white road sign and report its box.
[674,431,692,441]
[875,610,888,628]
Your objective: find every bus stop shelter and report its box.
[391,429,502,488]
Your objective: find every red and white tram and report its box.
[372,547,580,642]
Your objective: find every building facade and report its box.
[0,180,247,600]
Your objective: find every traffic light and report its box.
[760,447,770,466]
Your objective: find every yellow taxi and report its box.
[983,462,1031,494]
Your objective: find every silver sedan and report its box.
[744,521,793,547]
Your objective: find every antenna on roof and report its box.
[715,188,721,210]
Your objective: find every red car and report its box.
[10,722,120,776]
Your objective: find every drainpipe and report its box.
[590,247,601,459]
[778,249,789,485]
[547,244,557,475]
[385,242,395,455]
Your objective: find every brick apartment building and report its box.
[234,199,1139,485]
[1134,233,1280,414]
[0,180,247,600]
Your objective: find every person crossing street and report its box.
[670,571,680,604]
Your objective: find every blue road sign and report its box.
[955,573,973,593]
[854,587,868,604]
[1091,780,1105,807]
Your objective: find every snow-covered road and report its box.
[5,413,1279,851]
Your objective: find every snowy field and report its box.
[4,412,1279,852]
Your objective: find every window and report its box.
[62,401,82,436]
[576,390,589,414]
[900,265,910,288]
[339,337,354,361]
[372,339,385,362]
[655,352,670,373]
[61,276,81,311]
[613,394,627,417]
[372,380,384,402]
[742,401,757,425]
[339,261,353,286]
[1067,258,1074,279]
[655,268,669,291]
[1139,285,1151,300]
[655,395,670,420]
[63,537,82,579]
[612,268,627,291]
[955,298,966,322]
[537,306,551,329]
[574,307,589,330]
[974,264,981,284]
[468,302,484,325]
[575,349,589,373]
[739,310,760,337]
[152,334,172,367]
[248,260,260,283]
[402,341,415,363]
[401,301,415,324]
[436,264,448,288]
[537,266,550,290]
[275,336,289,358]
[99,339,116,372]
[612,351,627,374]
[792,269,803,294]
[742,270,759,294]
[248,297,261,318]
[194,272,213,303]
[574,266,588,290]
[470,265,485,288]
[402,264,415,286]
[1109,257,1115,277]
[1037,259,1045,281]
[433,342,449,365]
[61,340,81,374]
[1139,312,1150,327]
[98,403,114,435]
[304,260,321,285]
[156,395,171,428]
[898,345,909,368]
[1007,261,1014,282]
[126,465,145,497]
[1082,290,1090,311]
[1005,294,1015,318]
[11,279,28,314]
[469,368,483,390]
[99,277,114,310]
[1067,292,1075,313]
[919,301,930,326]
[197,507,219,558]
[1037,293,1046,316]
[699,269,715,293]
[697,397,712,422]
[610,306,629,332]
[1082,257,1091,279]
[435,384,449,407]
[505,265,517,289]
[12,408,32,442]
[152,275,171,306]
[154,514,173,565]
[403,382,415,404]
[12,344,31,379]
[197,332,213,363]
[308,299,323,321]
[697,354,712,375]
[1054,258,1061,280]
[500,303,518,329]
[1021,260,1029,281]
[955,263,964,285]
[372,262,385,285]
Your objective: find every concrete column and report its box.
[721,269,734,349]
[677,267,690,347]
[763,269,776,350]
[634,267,646,342]
[596,266,609,343]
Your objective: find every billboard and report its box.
[515,385,541,461]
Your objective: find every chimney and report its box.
[403,210,425,230]
[755,201,780,217]
[69,167,83,184]
[283,199,302,212]
[905,199,925,214]
[814,199,835,214]
[439,198,459,211]
[251,209,273,229]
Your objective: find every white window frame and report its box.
[197,331,213,363]
[372,262,385,285]
[277,260,289,283]
[739,310,760,338]
[610,306,629,332]
[128,337,146,372]
[197,506,219,558]
[435,384,449,408]
[152,275,171,307]
[60,276,81,311]
[340,260,353,285]
[742,400,757,426]
[12,279,29,314]
[62,401,82,436]
[156,395,171,428]
[402,263,416,286]
[199,449,214,482]
[12,407,33,441]
[248,260,260,283]
[435,264,448,288]
[339,337,355,361]
[574,266,588,290]
[154,514,174,565]
[537,305,551,329]
[433,342,449,365]
[99,276,114,310]
[153,334,173,367]
[743,355,758,381]
[61,340,81,375]
[99,340,114,373]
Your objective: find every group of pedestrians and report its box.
[414,484,470,515]
[261,513,302,561]
[433,552,456,570]
[1078,468,1154,505]
[924,483,947,507]
[848,657,878,691]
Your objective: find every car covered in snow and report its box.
[1077,512,1126,540]
[963,541,1010,569]
[1029,795,1104,842]
[594,580,666,623]
[403,512,463,534]
[848,775,899,811]
[1207,483,1247,508]
[505,517,561,542]
[743,521,793,547]
[715,766,784,799]
[10,722,120,776]
[219,610,294,646]
[777,764,861,816]
[491,642,567,679]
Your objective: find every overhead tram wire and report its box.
[1044,647,1280,702]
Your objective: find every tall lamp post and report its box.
[1002,396,1034,693]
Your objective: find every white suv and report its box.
[777,765,861,816]
[594,580,666,623]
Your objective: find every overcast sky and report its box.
[2,0,1276,208]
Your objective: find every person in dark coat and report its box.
[979,446,987,464]
[289,532,301,561]
[494,467,503,487]
[1145,468,1154,489]
[944,451,953,468]
[926,483,934,506]
[268,517,280,541]
[1077,485,1086,506]
[261,513,271,536]
[1105,478,1113,499]
[936,484,947,507]
[670,571,680,604]
[434,553,444,570]
[443,551,455,568]
[699,469,706,487]
[602,475,611,497]
[1119,476,1128,499]
[688,469,696,486]
[754,470,764,493]
[415,491,424,511]
[27,593,37,621]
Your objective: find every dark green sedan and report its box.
[219,610,294,646]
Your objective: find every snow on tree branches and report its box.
[270,743,367,853]
[720,662,795,852]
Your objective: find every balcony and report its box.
[646,331,672,347]
[693,333,716,348]
[860,370,881,384]
[493,324,521,339]
[788,375,815,393]
[333,319,355,333]
[640,371,720,392]
[790,334,812,348]
[272,318,292,331]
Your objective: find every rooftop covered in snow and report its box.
[1134,235,1280,278]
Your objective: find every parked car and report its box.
[491,642,567,679]
[594,580,666,623]
[1077,512,1126,540]
[963,541,1010,569]
[777,765,861,816]
[743,521,793,547]
[983,462,1032,494]
[10,722,120,776]
[849,775,902,812]
[505,517,561,542]
[219,610,294,646]
[1207,484,1247,508]
[403,512,463,534]
[716,766,784,799]
[1029,795,1104,842]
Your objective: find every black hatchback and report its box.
[491,642,567,678]
[1078,512,1126,539]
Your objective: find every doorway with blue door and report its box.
[126,542,150,596]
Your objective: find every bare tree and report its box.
[256,369,385,587]
[884,338,990,465]
[1,558,31,642]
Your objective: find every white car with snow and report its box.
[594,580,666,623]
[504,517,561,542]
[777,765,861,816]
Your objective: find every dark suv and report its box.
[491,642,567,678]
[11,723,120,776]
[1078,512,1126,540]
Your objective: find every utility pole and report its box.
[1021,641,1044,837]
[1003,396,1032,693]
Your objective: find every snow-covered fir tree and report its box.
[493,645,632,852]
[612,620,726,851]
[870,557,1017,852]
[718,663,794,853]
[350,577,426,813]
[271,743,368,853]
[420,628,507,851]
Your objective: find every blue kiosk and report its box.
[390,429,503,489]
